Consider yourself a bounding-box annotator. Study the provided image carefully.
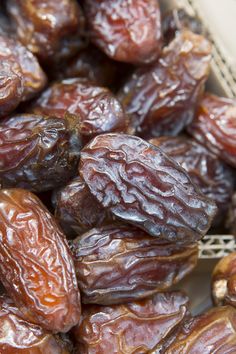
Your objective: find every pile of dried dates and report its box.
[0,0,236,353]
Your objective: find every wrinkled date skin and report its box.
[7,0,86,63]
[150,136,235,226]
[0,114,81,192]
[212,252,236,307]
[164,306,236,353]
[54,176,108,237]
[0,294,70,353]
[71,225,198,305]
[84,0,162,64]
[227,193,236,236]
[79,133,217,244]
[73,292,189,354]
[118,30,211,137]
[30,79,128,143]
[0,189,81,333]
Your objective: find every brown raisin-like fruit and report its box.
[79,133,217,243]
[0,114,81,192]
[73,292,189,353]
[84,0,162,64]
[226,193,236,236]
[188,93,236,168]
[0,294,70,353]
[118,30,211,137]
[164,306,236,353]
[29,78,128,143]
[150,136,235,226]
[54,176,108,237]
[0,189,81,333]
[71,225,198,305]
[7,0,86,63]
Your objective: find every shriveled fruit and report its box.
[79,133,217,243]
[71,225,198,304]
[226,193,236,236]
[0,189,81,332]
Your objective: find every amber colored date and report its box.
[84,0,162,64]
[0,189,81,333]
[54,176,108,237]
[0,114,81,192]
[118,30,211,137]
[150,136,235,226]
[0,294,70,353]
[73,292,189,353]
[227,193,236,236]
[71,225,198,305]
[29,78,128,143]
[164,306,236,353]
[80,133,217,243]
[188,93,236,168]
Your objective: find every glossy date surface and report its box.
[0,189,81,333]
[73,291,189,354]
[80,133,217,243]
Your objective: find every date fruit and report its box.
[118,30,211,137]
[164,306,236,353]
[54,176,108,237]
[0,294,70,353]
[212,252,236,307]
[30,78,128,142]
[0,114,81,192]
[84,0,162,64]
[227,193,236,236]
[188,93,236,168]
[0,189,81,333]
[150,136,235,226]
[73,291,189,353]
[71,225,198,304]
[79,133,217,243]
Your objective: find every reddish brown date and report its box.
[188,93,236,168]
[0,294,70,353]
[150,136,235,226]
[7,0,85,63]
[71,225,198,305]
[0,189,81,333]
[79,133,217,243]
[164,306,236,353]
[118,30,211,137]
[227,193,236,236]
[54,176,108,237]
[30,78,128,143]
[84,0,162,64]
[73,292,189,353]
[0,114,81,192]
[212,252,236,307]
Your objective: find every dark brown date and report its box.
[227,193,236,236]
[0,189,81,333]
[71,225,198,304]
[212,252,236,307]
[79,133,217,243]
[188,93,236,168]
[30,78,129,143]
[73,291,189,353]
[0,114,81,192]
[118,30,211,137]
[150,136,235,226]
[164,306,236,353]
[84,0,162,64]
[54,176,108,237]
[7,0,86,63]
[0,294,70,353]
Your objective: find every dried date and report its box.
[118,30,211,137]
[226,193,236,236]
[79,133,217,243]
[71,225,198,304]
[188,93,236,168]
[84,0,162,64]
[73,291,189,353]
[0,189,81,333]
[0,114,81,192]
